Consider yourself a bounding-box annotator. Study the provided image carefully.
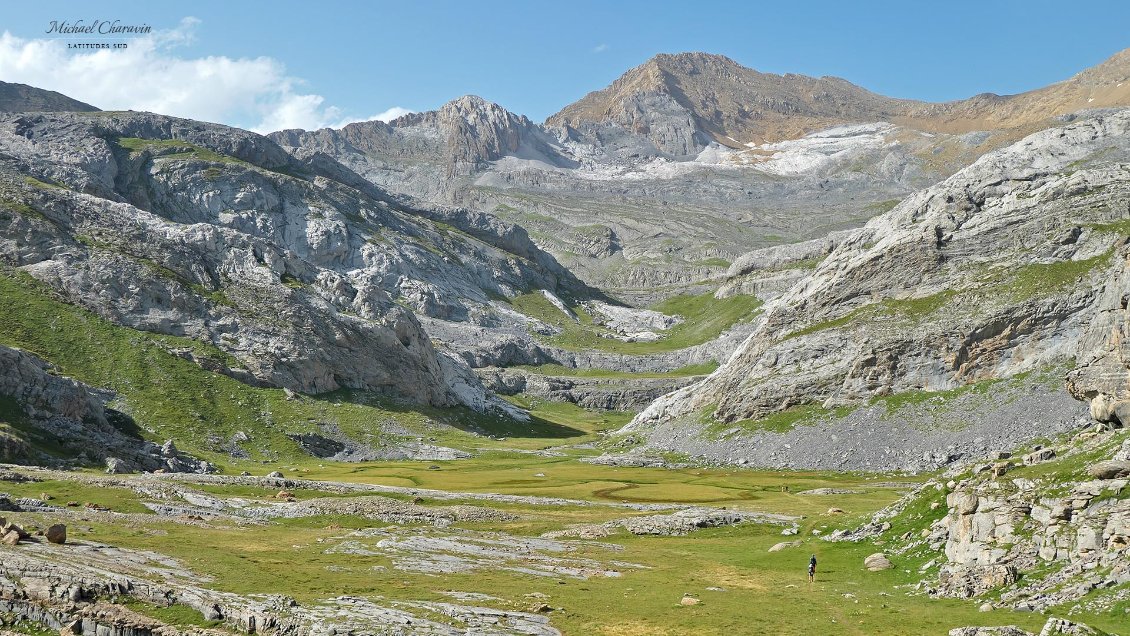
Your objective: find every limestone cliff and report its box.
[0,110,572,412]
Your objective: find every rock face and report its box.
[0,81,98,113]
[933,470,1130,610]
[623,109,1130,467]
[271,94,569,196]
[1065,213,1130,425]
[0,110,582,414]
[399,95,563,177]
[0,345,214,471]
[478,366,702,411]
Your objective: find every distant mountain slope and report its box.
[547,52,919,149]
[549,49,1130,148]
[899,47,1130,134]
[0,81,98,113]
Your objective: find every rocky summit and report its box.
[2,43,1130,636]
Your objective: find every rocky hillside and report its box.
[0,81,98,113]
[0,110,588,415]
[619,108,1130,469]
[899,48,1130,135]
[273,96,945,297]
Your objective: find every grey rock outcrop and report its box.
[1065,219,1130,425]
[949,627,1035,636]
[478,367,701,411]
[846,432,1130,616]
[0,538,562,636]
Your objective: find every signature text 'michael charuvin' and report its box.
[45,20,153,35]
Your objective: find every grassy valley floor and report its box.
[0,448,1090,636]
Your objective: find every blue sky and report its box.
[1,0,1127,131]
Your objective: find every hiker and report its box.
[808,554,817,582]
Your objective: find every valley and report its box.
[2,42,1130,636]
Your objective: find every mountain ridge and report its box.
[0,80,99,113]
[549,48,1130,148]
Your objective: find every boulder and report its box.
[1113,439,1130,462]
[949,627,1033,636]
[864,553,892,571]
[949,491,979,514]
[1,529,19,545]
[991,462,1012,479]
[1038,617,1104,635]
[0,519,28,539]
[768,540,802,552]
[1086,460,1130,480]
[45,524,67,544]
[266,471,284,478]
[1023,448,1056,465]
[1089,394,1119,423]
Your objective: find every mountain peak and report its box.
[443,94,493,109]
[548,52,909,148]
[646,51,747,73]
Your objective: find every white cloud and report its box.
[0,17,410,133]
[370,106,413,123]
[592,43,609,53]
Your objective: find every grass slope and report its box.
[0,269,617,467]
[509,290,762,355]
